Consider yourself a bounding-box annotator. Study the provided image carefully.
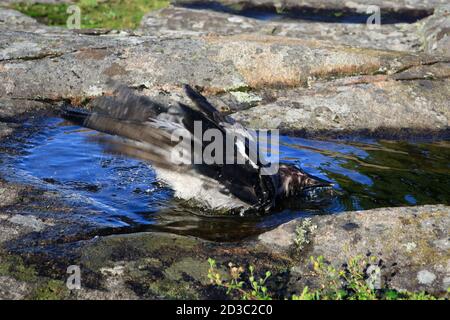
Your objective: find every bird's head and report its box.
[276,163,332,199]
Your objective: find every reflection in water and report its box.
[1,118,449,241]
[181,2,431,24]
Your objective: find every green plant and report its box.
[207,256,446,300]
[207,258,272,300]
[30,279,68,300]
[291,287,321,300]
[12,0,170,29]
[293,218,317,251]
[309,255,378,300]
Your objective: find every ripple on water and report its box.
[0,117,449,241]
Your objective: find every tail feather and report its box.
[183,84,228,125]
[183,84,218,118]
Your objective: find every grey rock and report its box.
[433,238,450,251]
[0,7,70,35]
[443,277,450,291]
[0,183,20,208]
[0,276,29,300]
[0,122,13,139]
[141,6,421,52]
[0,8,40,28]
[0,6,446,135]
[259,205,450,294]
[232,65,450,136]
[0,14,447,135]
[418,5,450,57]
[0,4,448,300]
[0,203,448,298]
[417,270,437,285]
[0,224,20,243]
[8,214,48,232]
[0,98,50,119]
[0,31,420,96]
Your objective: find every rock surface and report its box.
[0,9,448,135]
[259,205,450,295]
[0,30,431,96]
[1,204,447,299]
[0,2,449,300]
[141,6,422,52]
[0,182,20,208]
[418,5,450,57]
[231,69,450,136]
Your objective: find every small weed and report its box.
[293,218,317,251]
[307,255,378,300]
[207,255,446,300]
[207,258,271,300]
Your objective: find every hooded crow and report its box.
[61,84,331,213]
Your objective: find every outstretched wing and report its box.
[61,84,276,210]
[182,85,278,210]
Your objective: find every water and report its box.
[181,2,431,24]
[1,117,449,241]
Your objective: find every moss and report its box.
[29,279,68,300]
[227,85,252,93]
[80,232,199,276]
[0,253,68,299]
[147,278,200,299]
[11,0,170,29]
[164,257,210,285]
[11,2,69,26]
[230,91,262,105]
[0,255,38,282]
[124,257,208,299]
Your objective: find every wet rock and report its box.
[68,231,291,299]
[0,183,31,243]
[0,123,13,138]
[0,182,20,208]
[0,99,50,119]
[258,205,450,295]
[0,224,20,243]
[8,214,49,232]
[77,232,207,299]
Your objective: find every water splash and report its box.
[1,117,449,240]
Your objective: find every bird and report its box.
[61,84,331,214]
